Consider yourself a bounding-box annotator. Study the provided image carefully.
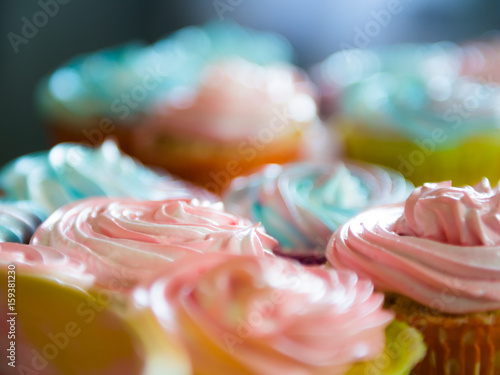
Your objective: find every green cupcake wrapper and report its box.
[347,320,426,375]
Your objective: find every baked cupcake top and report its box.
[133,252,393,375]
[32,198,277,292]
[135,58,317,143]
[224,162,413,260]
[36,21,293,123]
[0,201,46,243]
[0,140,211,215]
[327,179,500,314]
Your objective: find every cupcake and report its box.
[223,161,413,264]
[36,42,153,153]
[311,42,460,118]
[0,242,190,375]
[327,179,500,373]
[0,139,213,215]
[132,58,321,194]
[133,252,426,375]
[331,42,500,187]
[0,201,46,243]
[31,198,277,292]
[36,21,293,154]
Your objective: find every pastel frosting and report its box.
[0,201,46,243]
[311,42,461,116]
[0,242,92,286]
[36,21,293,123]
[0,243,190,375]
[327,42,500,143]
[135,58,317,143]
[341,72,500,143]
[32,198,277,291]
[36,42,152,123]
[0,140,211,215]
[133,253,393,375]
[327,179,500,314]
[223,162,413,256]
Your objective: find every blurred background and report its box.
[1,0,500,165]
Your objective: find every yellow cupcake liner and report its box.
[340,121,500,187]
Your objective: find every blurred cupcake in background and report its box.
[0,201,46,243]
[310,42,460,119]
[223,161,413,264]
[36,21,293,154]
[0,139,214,215]
[327,42,500,186]
[460,33,500,83]
[36,42,154,153]
[133,58,322,194]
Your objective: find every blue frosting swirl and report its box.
[36,21,293,122]
[0,140,203,215]
[223,162,413,254]
[316,42,500,144]
[0,201,47,243]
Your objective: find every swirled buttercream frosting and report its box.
[328,179,500,314]
[0,242,92,286]
[133,253,393,375]
[32,198,277,291]
[0,201,46,243]
[224,162,413,259]
[36,21,293,122]
[135,58,317,143]
[0,140,212,215]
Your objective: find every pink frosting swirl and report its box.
[328,179,500,314]
[135,58,317,143]
[134,253,393,375]
[395,180,500,246]
[31,198,277,292]
[0,242,92,285]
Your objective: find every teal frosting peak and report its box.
[36,21,293,122]
[0,201,47,244]
[223,162,413,255]
[0,140,206,215]
[321,42,500,144]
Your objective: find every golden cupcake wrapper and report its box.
[339,121,500,187]
[386,294,500,375]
